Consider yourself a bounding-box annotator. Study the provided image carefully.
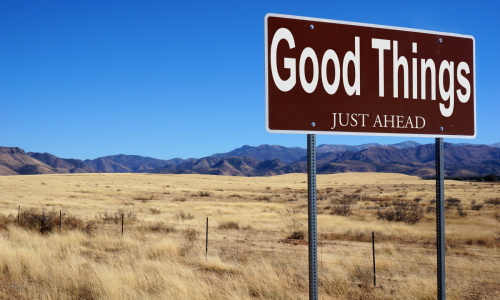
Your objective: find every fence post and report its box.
[272,229,275,261]
[17,205,20,223]
[121,214,124,236]
[372,231,376,287]
[321,232,323,270]
[206,217,208,259]
[59,210,62,232]
[237,227,240,261]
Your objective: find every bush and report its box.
[484,174,498,182]
[457,206,467,217]
[218,221,239,230]
[330,205,352,216]
[18,209,89,234]
[485,198,500,205]
[286,231,305,240]
[471,204,483,211]
[198,191,212,197]
[150,208,161,215]
[149,222,175,233]
[0,214,14,230]
[174,211,195,221]
[445,198,461,207]
[180,228,200,256]
[376,201,424,225]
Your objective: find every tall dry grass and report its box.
[0,173,498,299]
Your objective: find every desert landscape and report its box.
[0,172,499,299]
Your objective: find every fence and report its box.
[13,207,500,298]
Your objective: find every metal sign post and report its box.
[307,134,318,300]
[435,138,446,299]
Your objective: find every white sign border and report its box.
[265,13,476,139]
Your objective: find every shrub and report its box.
[484,174,498,182]
[174,211,195,221]
[485,198,500,205]
[376,201,424,225]
[285,206,304,231]
[471,204,483,211]
[180,228,200,256]
[413,197,422,203]
[0,214,14,230]
[149,222,175,233]
[150,208,161,215]
[331,194,361,205]
[17,209,90,234]
[198,191,212,197]
[133,195,155,202]
[457,206,467,217]
[286,231,305,240]
[218,221,239,230]
[330,205,352,216]
[445,198,461,207]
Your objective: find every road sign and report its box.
[265,13,476,138]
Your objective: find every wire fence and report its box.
[11,207,500,298]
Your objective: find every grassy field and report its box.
[0,172,499,299]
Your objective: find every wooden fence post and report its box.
[372,231,376,287]
[206,217,208,259]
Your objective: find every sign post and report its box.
[265,13,475,300]
[307,134,317,300]
[435,138,446,299]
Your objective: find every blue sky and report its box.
[0,0,498,160]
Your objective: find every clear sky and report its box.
[0,0,498,160]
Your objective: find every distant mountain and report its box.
[27,152,95,173]
[316,141,421,153]
[212,144,307,164]
[0,147,94,175]
[2,142,500,177]
[83,155,197,173]
[85,154,169,172]
[491,143,500,148]
[151,143,500,177]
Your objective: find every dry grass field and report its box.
[0,172,499,299]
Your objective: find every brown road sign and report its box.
[265,14,476,138]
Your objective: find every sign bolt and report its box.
[440,127,444,131]
[310,25,314,29]
[439,38,442,42]
[311,122,316,127]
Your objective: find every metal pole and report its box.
[206,217,208,259]
[121,214,124,236]
[307,134,318,300]
[436,137,446,299]
[372,231,376,287]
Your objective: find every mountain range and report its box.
[1,141,499,177]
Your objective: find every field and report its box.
[0,172,499,299]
